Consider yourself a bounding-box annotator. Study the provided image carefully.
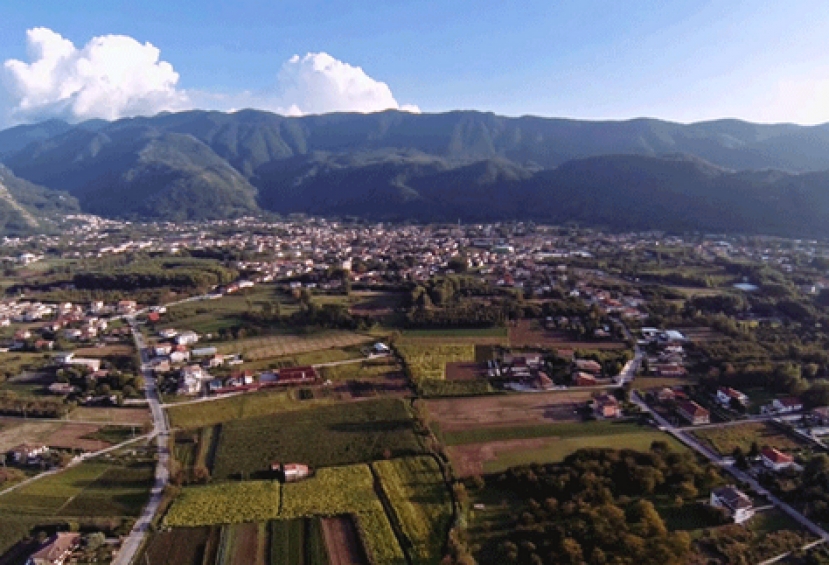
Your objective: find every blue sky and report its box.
[2,0,829,125]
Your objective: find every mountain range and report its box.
[2,109,829,235]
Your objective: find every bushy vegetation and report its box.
[210,398,425,480]
[481,445,725,565]
[373,457,453,565]
[72,258,237,291]
[0,390,72,418]
[164,481,282,526]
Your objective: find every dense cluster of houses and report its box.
[641,328,689,378]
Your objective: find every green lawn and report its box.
[441,419,665,446]
[691,421,805,456]
[480,430,686,473]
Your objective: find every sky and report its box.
[2,0,829,126]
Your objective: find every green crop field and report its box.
[210,398,424,479]
[165,464,405,565]
[403,327,509,338]
[0,463,111,515]
[373,457,453,565]
[269,518,329,565]
[166,389,330,429]
[396,343,475,381]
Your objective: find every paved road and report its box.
[631,391,829,542]
[111,320,171,565]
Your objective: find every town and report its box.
[3,217,829,564]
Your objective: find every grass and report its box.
[0,461,153,517]
[440,419,667,446]
[166,388,327,429]
[215,331,373,362]
[749,508,803,535]
[0,352,51,380]
[691,421,805,456]
[373,457,453,565]
[319,357,399,381]
[210,398,425,479]
[480,431,686,473]
[402,327,508,338]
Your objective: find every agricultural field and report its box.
[73,343,136,357]
[0,418,141,453]
[0,352,52,380]
[397,329,507,346]
[165,464,404,565]
[691,421,806,456]
[396,342,475,381]
[372,457,453,565]
[425,390,594,436]
[210,398,424,479]
[143,526,216,565]
[321,516,369,565]
[270,518,329,565]
[161,285,298,335]
[67,406,151,425]
[215,331,373,362]
[441,420,685,476]
[166,389,326,429]
[0,460,153,517]
[508,319,628,349]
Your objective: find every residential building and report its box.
[761,447,795,471]
[716,387,749,408]
[771,397,803,413]
[710,486,754,524]
[676,400,710,425]
[593,394,622,418]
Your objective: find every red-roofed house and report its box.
[761,447,795,471]
[676,400,710,425]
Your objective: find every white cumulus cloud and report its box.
[1,29,419,125]
[2,27,187,123]
[271,52,419,116]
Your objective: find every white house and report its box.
[716,387,749,408]
[176,331,199,346]
[710,485,754,524]
[771,397,804,413]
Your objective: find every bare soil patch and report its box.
[217,332,372,361]
[229,523,260,565]
[321,515,368,565]
[0,418,114,452]
[449,438,549,477]
[509,319,627,349]
[445,362,484,381]
[425,392,592,432]
[676,327,728,343]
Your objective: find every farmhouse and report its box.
[710,485,754,524]
[761,447,795,471]
[675,400,710,425]
[271,462,311,482]
[593,394,622,418]
[716,387,749,408]
[25,532,81,565]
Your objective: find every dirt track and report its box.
[321,516,368,565]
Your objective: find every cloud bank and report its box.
[1,28,418,125]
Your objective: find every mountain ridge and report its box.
[2,109,829,236]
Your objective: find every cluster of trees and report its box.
[56,364,144,400]
[488,445,723,565]
[761,453,829,524]
[694,524,806,564]
[73,258,237,291]
[0,390,72,418]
